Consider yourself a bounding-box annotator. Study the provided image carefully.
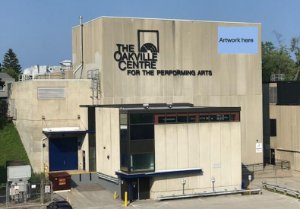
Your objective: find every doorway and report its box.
[121,177,151,201]
[49,137,78,171]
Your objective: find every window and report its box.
[177,114,187,123]
[130,125,154,140]
[120,113,155,173]
[155,112,239,124]
[129,113,154,140]
[130,113,153,124]
[270,119,277,137]
[131,153,154,172]
[120,114,127,125]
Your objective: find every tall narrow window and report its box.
[270,119,277,137]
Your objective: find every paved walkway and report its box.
[53,173,300,209]
[251,169,300,191]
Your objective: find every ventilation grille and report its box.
[269,86,277,104]
[37,88,65,99]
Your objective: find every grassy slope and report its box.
[0,121,29,183]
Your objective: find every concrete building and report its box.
[21,60,73,81]
[10,17,262,200]
[9,79,93,172]
[79,104,241,199]
[264,81,300,171]
[0,72,14,99]
[72,16,262,165]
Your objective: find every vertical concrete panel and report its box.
[80,107,89,171]
[96,108,120,177]
[188,124,200,168]
[294,153,300,171]
[165,125,178,169]
[220,123,232,186]
[96,108,104,174]
[154,125,166,170]
[110,108,120,177]
[177,124,188,168]
[187,124,200,188]
[231,122,242,187]
[210,123,221,187]
[199,124,212,188]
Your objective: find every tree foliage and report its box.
[1,48,22,81]
[290,37,300,80]
[262,40,298,82]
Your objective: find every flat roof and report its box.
[116,168,202,179]
[73,16,261,29]
[80,103,241,113]
[43,127,87,137]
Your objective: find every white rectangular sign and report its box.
[256,143,263,153]
[218,26,258,54]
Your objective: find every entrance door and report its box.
[49,137,78,171]
[271,149,276,165]
[121,179,138,201]
[138,178,150,199]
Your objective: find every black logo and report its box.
[114,30,159,71]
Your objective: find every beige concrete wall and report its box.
[72,19,103,79]
[72,17,263,165]
[9,80,93,172]
[0,74,14,98]
[270,105,300,171]
[95,107,120,177]
[79,107,90,171]
[151,122,241,198]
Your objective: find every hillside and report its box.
[0,120,29,183]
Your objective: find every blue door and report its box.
[49,138,78,171]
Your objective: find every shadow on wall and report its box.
[242,164,254,189]
[0,165,6,183]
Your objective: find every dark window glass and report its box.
[130,113,153,124]
[270,119,277,137]
[88,134,96,171]
[88,107,95,131]
[158,116,165,123]
[277,82,300,105]
[155,112,239,124]
[188,115,197,122]
[131,153,154,172]
[165,115,177,123]
[177,115,187,123]
[130,125,154,140]
[120,129,128,141]
[199,115,210,122]
[120,153,129,171]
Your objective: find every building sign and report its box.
[218,26,258,54]
[256,143,263,153]
[114,30,159,71]
[113,30,213,77]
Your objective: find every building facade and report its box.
[80,104,241,199]
[265,82,300,171]
[10,17,262,200]
[72,17,262,165]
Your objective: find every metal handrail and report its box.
[262,182,300,199]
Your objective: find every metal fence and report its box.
[242,160,290,174]
[262,182,300,199]
[0,180,53,208]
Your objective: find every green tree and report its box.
[2,48,22,81]
[262,41,296,82]
[290,37,300,80]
